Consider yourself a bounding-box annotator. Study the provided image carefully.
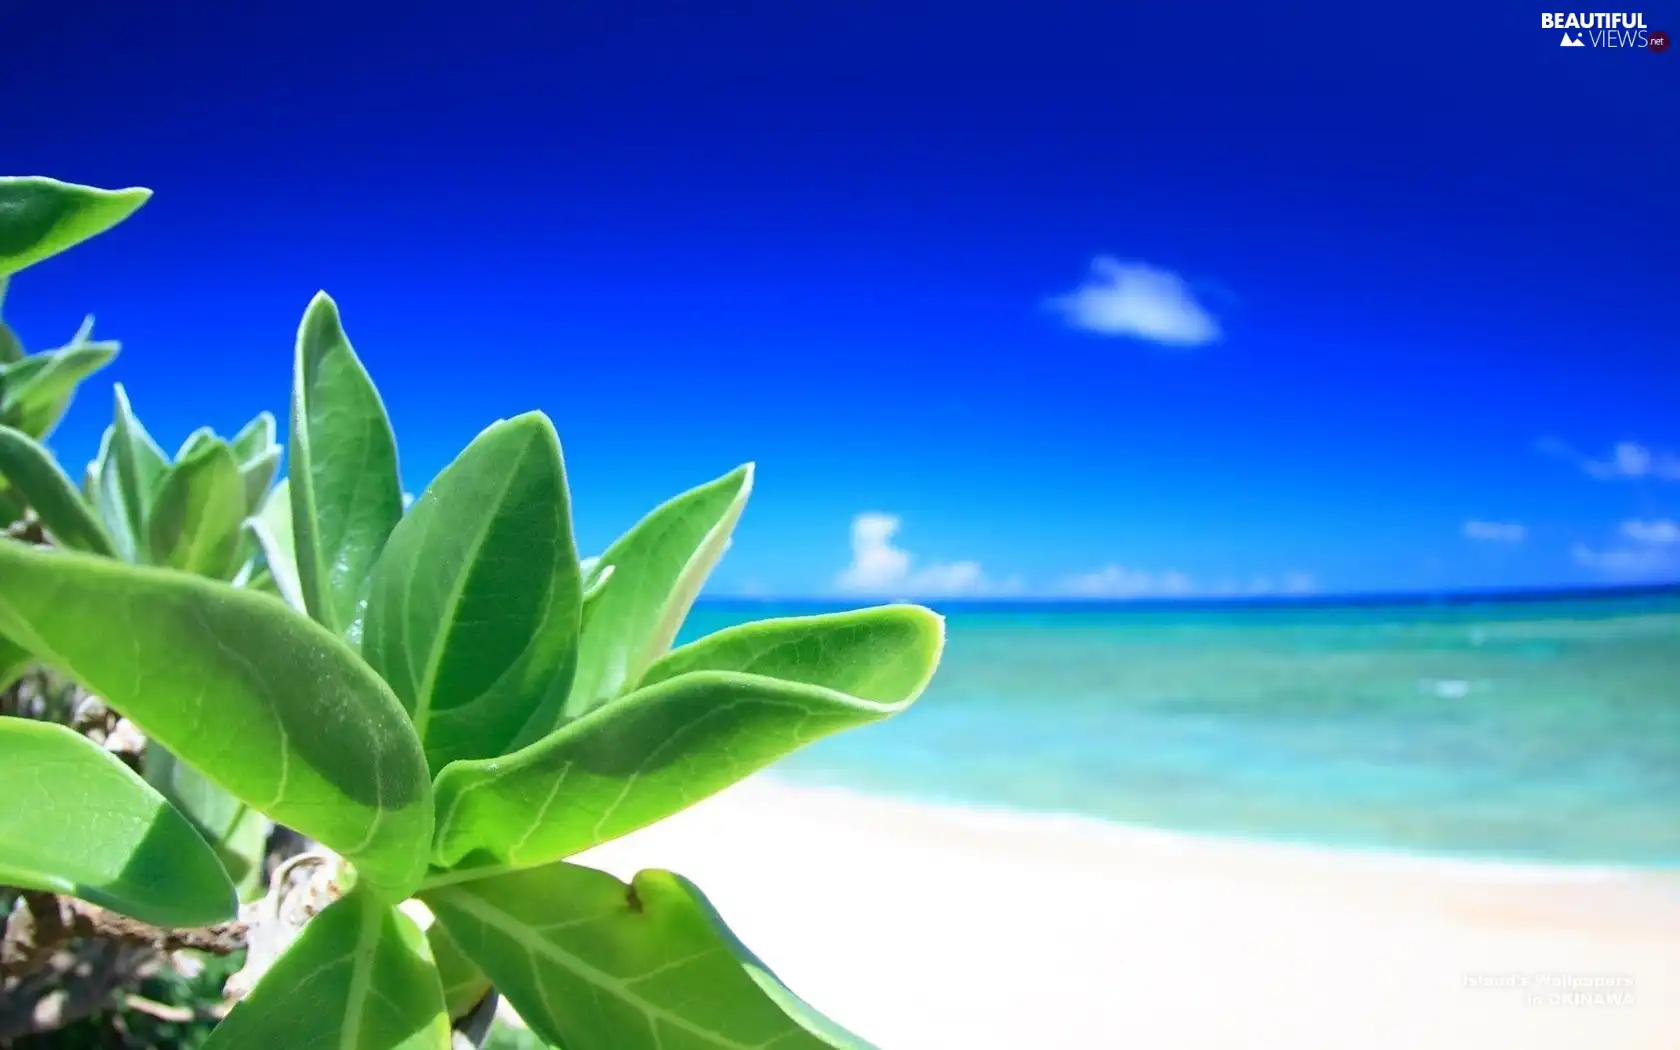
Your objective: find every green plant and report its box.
[0,333,288,899]
[0,226,944,1046]
[0,177,149,693]
[0,177,147,522]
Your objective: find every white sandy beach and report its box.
[557,776,1680,1050]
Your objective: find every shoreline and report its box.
[760,773,1679,883]
[559,775,1680,1049]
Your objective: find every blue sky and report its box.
[3,0,1675,598]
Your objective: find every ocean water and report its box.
[678,592,1680,868]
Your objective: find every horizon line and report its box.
[697,581,1680,610]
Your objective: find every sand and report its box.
[532,777,1680,1049]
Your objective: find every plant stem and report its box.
[0,891,247,980]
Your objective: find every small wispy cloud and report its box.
[1055,567,1317,599]
[835,513,1013,598]
[1060,565,1196,598]
[1620,518,1680,546]
[1046,257,1221,348]
[1539,439,1680,481]
[1571,543,1670,576]
[1463,520,1527,543]
[1572,518,1680,579]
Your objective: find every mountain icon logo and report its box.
[1560,31,1586,46]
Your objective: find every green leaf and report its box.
[0,177,151,278]
[0,341,118,439]
[289,291,403,642]
[238,444,282,514]
[0,320,21,365]
[0,273,16,364]
[426,917,492,1020]
[174,425,217,463]
[0,482,23,526]
[0,542,434,899]
[564,464,753,719]
[243,479,305,612]
[231,410,277,463]
[67,314,95,345]
[144,745,270,895]
[0,424,114,555]
[147,438,247,578]
[427,863,875,1050]
[89,425,139,562]
[579,563,615,633]
[0,716,237,928]
[362,412,583,774]
[205,882,451,1050]
[0,634,28,689]
[110,383,171,536]
[636,606,943,699]
[430,606,942,871]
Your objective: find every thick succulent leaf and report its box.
[0,341,118,439]
[427,918,492,1020]
[173,425,217,463]
[363,412,583,773]
[147,438,247,578]
[238,444,281,514]
[0,177,151,277]
[205,881,451,1050]
[0,276,20,364]
[0,423,114,554]
[564,464,753,719]
[89,433,130,558]
[431,644,937,872]
[289,291,404,643]
[90,425,139,561]
[427,863,875,1050]
[0,542,433,898]
[243,479,305,612]
[144,745,271,895]
[637,606,943,698]
[67,314,95,344]
[0,716,237,927]
[0,319,21,365]
[579,563,615,632]
[111,383,171,536]
[231,410,277,463]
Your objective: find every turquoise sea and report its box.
[681,591,1680,869]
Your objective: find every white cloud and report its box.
[835,513,1005,597]
[1046,257,1221,347]
[1584,441,1680,480]
[1061,565,1195,598]
[836,513,909,592]
[1057,567,1315,599]
[1571,542,1670,577]
[1463,520,1527,543]
[1279,572,1318,594]
[1542,439,1680,481]
[1213,573,1317,597]
[1572,518,1680,578]
[1620,518,1680,546]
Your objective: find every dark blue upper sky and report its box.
[4,0,1675,597]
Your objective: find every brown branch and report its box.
[1,891,247,980]
[0,938,150,1040]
